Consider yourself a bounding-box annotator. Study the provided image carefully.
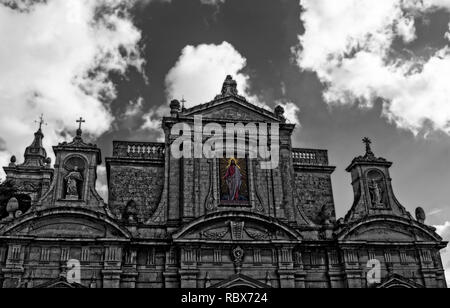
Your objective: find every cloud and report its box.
[295,0,450,135]
[165,41,256,108]
[157,42,301,129]
[435,221,450,287]
[96,165,109,202]
[200,0,225,5]
[275,101,301,125]
[428,208,444,216]
[0,0,145,179]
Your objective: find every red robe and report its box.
[224,165,240,201]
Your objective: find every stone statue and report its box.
[369,179,383,206]
[64,166,83,199]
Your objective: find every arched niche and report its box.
[62,155,87,200]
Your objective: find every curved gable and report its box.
[337,216,442,243]
[0,207,131,240]
[173,211,302,244]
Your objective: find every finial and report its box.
[9,155,16,167]
[205,272,211,288]
[415,207,426,224]
[34,114,47,131]
[170,100,181,117]
[265,272,272,287]
[362,137,375,158]
[181,96,186,111]
[221,75,238,96]
[76,117,85,130]
[76,117,85,137]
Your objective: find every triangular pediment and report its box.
[377,274,423,289]
[182,99,280,123]
[33,276,86,289]
[211,274,271,289]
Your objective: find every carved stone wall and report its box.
[294,171,336,225]
[109,165,164,222]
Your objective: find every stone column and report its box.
[277,246,295,288]
[102,246,123,288]
[279,139,295,223]
[342,249,363,288]
[164,246,180,288]
[2,244,25,288]
[121,248,138,288]
[180,270,199,288]
[418,248,438,288]
[179,246,200,288]
[327,250,345,288]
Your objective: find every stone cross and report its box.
[363,137,374,157]
[35,114,47,130]
[76,117,86,130]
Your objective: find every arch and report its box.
[0,207,131,239]
[62,155,88,200]
[173,211,302,242]
[337,216,441,242]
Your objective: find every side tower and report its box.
[0,118,129,289]
[38,118,105,211]
[337,138,447,288]
[0,118,53,221]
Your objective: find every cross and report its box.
[76,117,85,130]
[35,114,47,130]
[362,137,372,147]
[362,137,374,156]
[181,96,187,110]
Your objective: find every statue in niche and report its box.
[64,166,83,200]
[367,170,386,208]
[369,179,383,206]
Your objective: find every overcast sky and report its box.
[0,0,450,283]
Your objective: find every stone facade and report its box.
[0,76,447,288]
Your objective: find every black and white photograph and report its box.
[0,0,449,296]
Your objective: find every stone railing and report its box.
[292,148,329,166]
[113,141,165,160]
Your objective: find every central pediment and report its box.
[182,99,281,123]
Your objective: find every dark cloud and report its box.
[94,0,450,226]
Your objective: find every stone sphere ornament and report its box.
[6,197,19,220]
[415,207,426,224]
[275,105,285,118]
[9,155,17,167]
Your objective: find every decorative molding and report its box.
[232,246,244,274]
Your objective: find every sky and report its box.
[0,0,450,284]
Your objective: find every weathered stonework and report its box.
[0,76,447,288]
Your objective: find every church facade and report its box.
[0,76,447,288]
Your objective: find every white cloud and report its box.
[275,101,301,125]
[125,97,145,117]
[96,165,109,202]
[435,221,450,287]
[165,41,256,108]
[295,0,450,135]
[0,0,145,179]
[160,42,301,128]
[200,0,225,5]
